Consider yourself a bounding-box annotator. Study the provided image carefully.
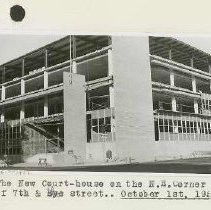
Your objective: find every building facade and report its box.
[0,35,211,165]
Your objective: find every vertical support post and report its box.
[108,48,115,141]
[22,59,25,76]
[21,79,25,95]
[44,95,48,117]
[169,48,175,87]
[72,61,77,74]
[192,76,197,93]
[194,99,199,114]
[69,35,73,85]
[190,57,194,68]
[44,137,47,154]
[170,71,174,87]
[70,35,72,72]
[209,63,211,92]
[1,66,5,101]
[20,101,25,121]
[44,49,48,89]
[108,49,114,107]
[191,57,199,115]
[1,66,6,123]
[0,108,4,123]
[169,48,177,112]
[169,48,172,60]
[72,35,76,59]
[1,86,5,101]
[45,49,48,68]
[191,55,196,92]
[21,59,25,97]
[44,71,48,89]
[171,96,177,112]
[108,49,113,76]
[191,60,198,115]
[57,126,60,148]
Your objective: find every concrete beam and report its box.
[0,85,63,106]
[86,76,113,91]
[150,56,211,80]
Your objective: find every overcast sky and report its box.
[1,34,211,65]
[0,34,64,65]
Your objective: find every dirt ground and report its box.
[6,157,211,174]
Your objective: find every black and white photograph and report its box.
[0,34,211,173]
[2,1,211,210]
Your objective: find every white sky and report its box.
[177,36,211,54]
[0,34,64,65]
[1,34,211,65]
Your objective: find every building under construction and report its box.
[1,35,211,165]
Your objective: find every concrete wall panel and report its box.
[63,72,86,162]
[112,36,155,162]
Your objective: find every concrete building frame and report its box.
[1,35,211,165]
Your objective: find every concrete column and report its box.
[20,102,25,120]
[69,36,72,68]
[44,71,48,89]
[72,61,77,74]
[209,64,211,92]
[109,85,115,108]
[44,49,48,68]
[108,49,113,76]
[0,112,4,123]
[170,71,175,87]
[72,35,76,59]
[169,48,175,87]
[194,99,199,114]
[192,75,199,114]
[190,57,194,68]
[108,49,114,108]
[108,48,115,141]
[192,76,197,93]
[44,96,48,117]
[0,107,4,123]
[22,59,25,76]
[21,79,25,95]
[171,96,177,112]
[1,86,5,101]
